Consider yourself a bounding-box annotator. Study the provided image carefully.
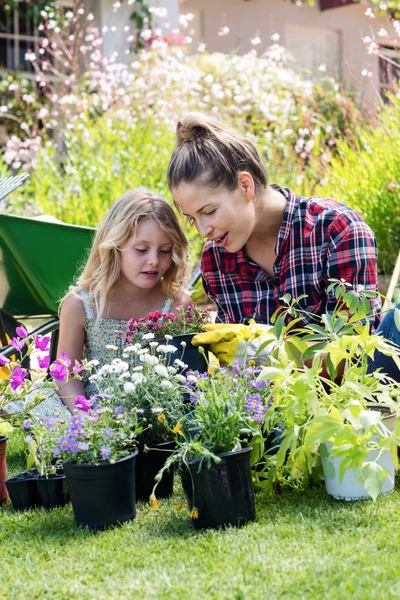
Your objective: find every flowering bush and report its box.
[126,304,212,344]
[0,326,83,423]
[86,338,188,445]
[24,402,143,468]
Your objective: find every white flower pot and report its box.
[321,412,396,501]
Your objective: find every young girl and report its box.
[57,188,192,413]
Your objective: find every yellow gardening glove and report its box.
[192,320,275,366]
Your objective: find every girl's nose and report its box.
[147,253,159,266]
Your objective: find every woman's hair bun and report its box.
[176,113,216,143]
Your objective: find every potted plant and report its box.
[253,280,400,501]
[150,362,273,529]
[125,303,212,373]
[40,400,143,528]
[0,420,12,505]
[89,342,188,501]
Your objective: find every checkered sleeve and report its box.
[325,215,381,328]
[201,243,230,323]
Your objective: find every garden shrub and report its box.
[316,92,400,275]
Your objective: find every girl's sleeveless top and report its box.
[79,291,174,397]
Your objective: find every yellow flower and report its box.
[149,496,159,511]
[248,360,255,368]
[189,508,199,519]
[157,413,166,423]
[208,365,216,376]
[175,502,183,511]
[173,423,184,436]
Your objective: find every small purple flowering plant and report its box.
[24,400,144,469]
[0,328,85,424]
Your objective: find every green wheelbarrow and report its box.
[0,213,95,367]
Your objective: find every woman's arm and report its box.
[56,294,86,413]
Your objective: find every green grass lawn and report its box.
[1,431,400,600]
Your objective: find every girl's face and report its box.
[172,179,256,253]
[119,219,173,289]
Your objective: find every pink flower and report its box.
[74,396,92,412]
[38,355,50,369]
[49,361,68,382]
[0,355,10,366]
[10,365,28,390]
[16,325,28,338]
[58,352,71,367]
[11,337,24,352]
[72,362,84,375]
[35,335,50,351]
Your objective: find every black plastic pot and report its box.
[6,470,40,511]
[135,441,175,501]
[181,446,256,530]
[158,333,209,374]
[63,450,138,528]
[36,474,68,509]
[0,436,8,505]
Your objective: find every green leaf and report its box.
[394,308,400,333]
[362,462,386,502]
[302,342,327,363]
[274,314,285,340]
[257,366,282,381]
[304,409,344,446]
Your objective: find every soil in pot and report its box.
[63,450,138,528]
[135,441,175,502]
[181,446,256,530]
[36,474,68,509]
[158,334,209,374]
[0,436,8,505]
[6,470,40,510]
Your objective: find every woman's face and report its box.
[172,179,256,253]
[119,219,173,290]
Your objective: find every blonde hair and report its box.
[167,112,268,194]
[67,188,190,322]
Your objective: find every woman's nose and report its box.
[197,219,212,239]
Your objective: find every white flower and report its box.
[131,373,146,384]
[175,374,186,383]
[116,361,129,373]
[122,353,129,358]
[118,372,131,380]
[157,344,178,354]
[151,407,164,413]
[124,345,138,353]
[124,382,136,394]
[87,359,100,367]
[149,342,159,348]
[165,334,173,341]
[133,366,144,372]
[187,375,198,383]
[167,366,176,373]
[180,341,187,348]
[106,344,118,351]
[142,333,155,340]
[174,359,188,369]
[140,354,159,366]
[161,380,173,389]
[154,364,169,378]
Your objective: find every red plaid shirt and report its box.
[202,186,381,328]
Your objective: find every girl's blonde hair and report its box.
[68,188,190,322]
[167,112,268,195]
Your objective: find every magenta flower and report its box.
[49,360,68,382]
[72,362,84,375]
[74,395,91,412]
[35,335,50,351]
[38,355,50,369]
[58,352,71,367]
[9,365,28,390]
[11,337,24,352]
[16,325,28,338]
[0,355,10,366]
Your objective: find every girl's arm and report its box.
[56,294,87,414]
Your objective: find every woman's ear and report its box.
[237,172,255,201]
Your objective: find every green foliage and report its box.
[316,94,400,274]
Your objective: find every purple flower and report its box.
[34,335,50,351]
[16,325,28,338]
[78,442,89,451]
[9,365,28,390]
[58,352,71,367]
[69,439,80,454]
[21,418,32,431]
[114,406,125,416]
[38,355,50,370]
[45,417,57,432]
[49,361,68,382]
[11,337,24,352]
[59,436,70,450]
[74,396,92,412]
[53,448,61,458]
[72,363,84,375]
[0,355,10,366]
[245,394,269,425]
[250,379,270,391]
[102,428,113,439]
[100,444,110,460]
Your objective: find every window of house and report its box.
[284,23,341,80]
[379,45,400,101]
[0,0,73,73]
